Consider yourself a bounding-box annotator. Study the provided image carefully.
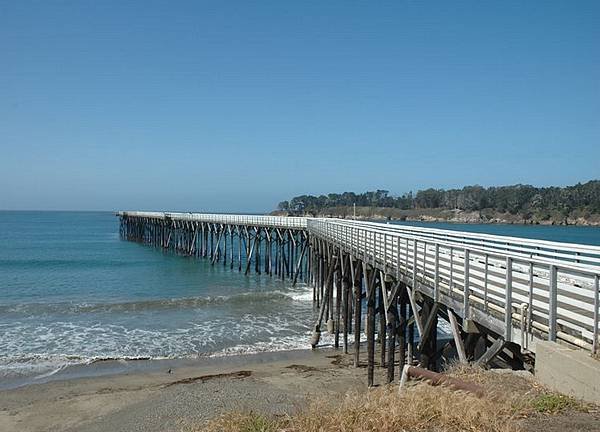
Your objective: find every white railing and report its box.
[335,219,600,268]
[307,218,600,355]
[118,211,307,229]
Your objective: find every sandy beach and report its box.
[3,347,600,432]
[0,348,380,432]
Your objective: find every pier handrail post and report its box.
[384,233,388,271]
[594,274,599,354]
[548,264,558,342]
[434,244,440,302]
[463,249,470,319]
[505,257,513,341]
[412,239,418,288]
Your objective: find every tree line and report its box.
[277,181,600,218]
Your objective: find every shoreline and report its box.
[0,348,326,391]
[0,347,372,432]
[2,325,455,392]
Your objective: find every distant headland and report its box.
[273,180,600,226]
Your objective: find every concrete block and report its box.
[535,341,600,403]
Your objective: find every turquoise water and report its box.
[1,212,599,383]
[0,212,317,382]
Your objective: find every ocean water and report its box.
[2,212,600,387]
[0,211,319,385]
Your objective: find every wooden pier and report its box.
[119,212,308,281]
[118,211,600,387]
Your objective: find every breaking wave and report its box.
[1,288,314,315]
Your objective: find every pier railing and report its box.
[307,218,600,355]
[118,211,307,229]
[332,219,600,268]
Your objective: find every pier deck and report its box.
[118,211,600,386]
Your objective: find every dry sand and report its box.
[0,349,381,432]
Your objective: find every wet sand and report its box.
[0,349,380,432]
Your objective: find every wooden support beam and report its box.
[352,258,363,368]
[328,248,334,320]
[475,337,506,367]
[417,302,440,352]
[405,285,424,337]
[379,271,401,325]
[419,300,439,371]
[237,227,242,271]
[386,287,399,383]
[244,233,257,275]
[334,261,342,348]
[211,228,224,265]
[255,229,261,274]
[341,254,350,354]
[315,252,338,329]
[222,225,227,264]
[230,226,235,269]
[408,305,415,365]
[364,262,376,387]
[292,240,308,286]
[397,286,407,375]
[448,310,468,364]
[378,281,387,368]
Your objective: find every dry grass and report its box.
[447,363,586,415]
[197,365,588,432]
[202,412,279,432]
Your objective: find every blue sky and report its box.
[1,1,599,212]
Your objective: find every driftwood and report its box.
[399,365,485,398]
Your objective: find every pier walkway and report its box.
[118,211,600,386]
